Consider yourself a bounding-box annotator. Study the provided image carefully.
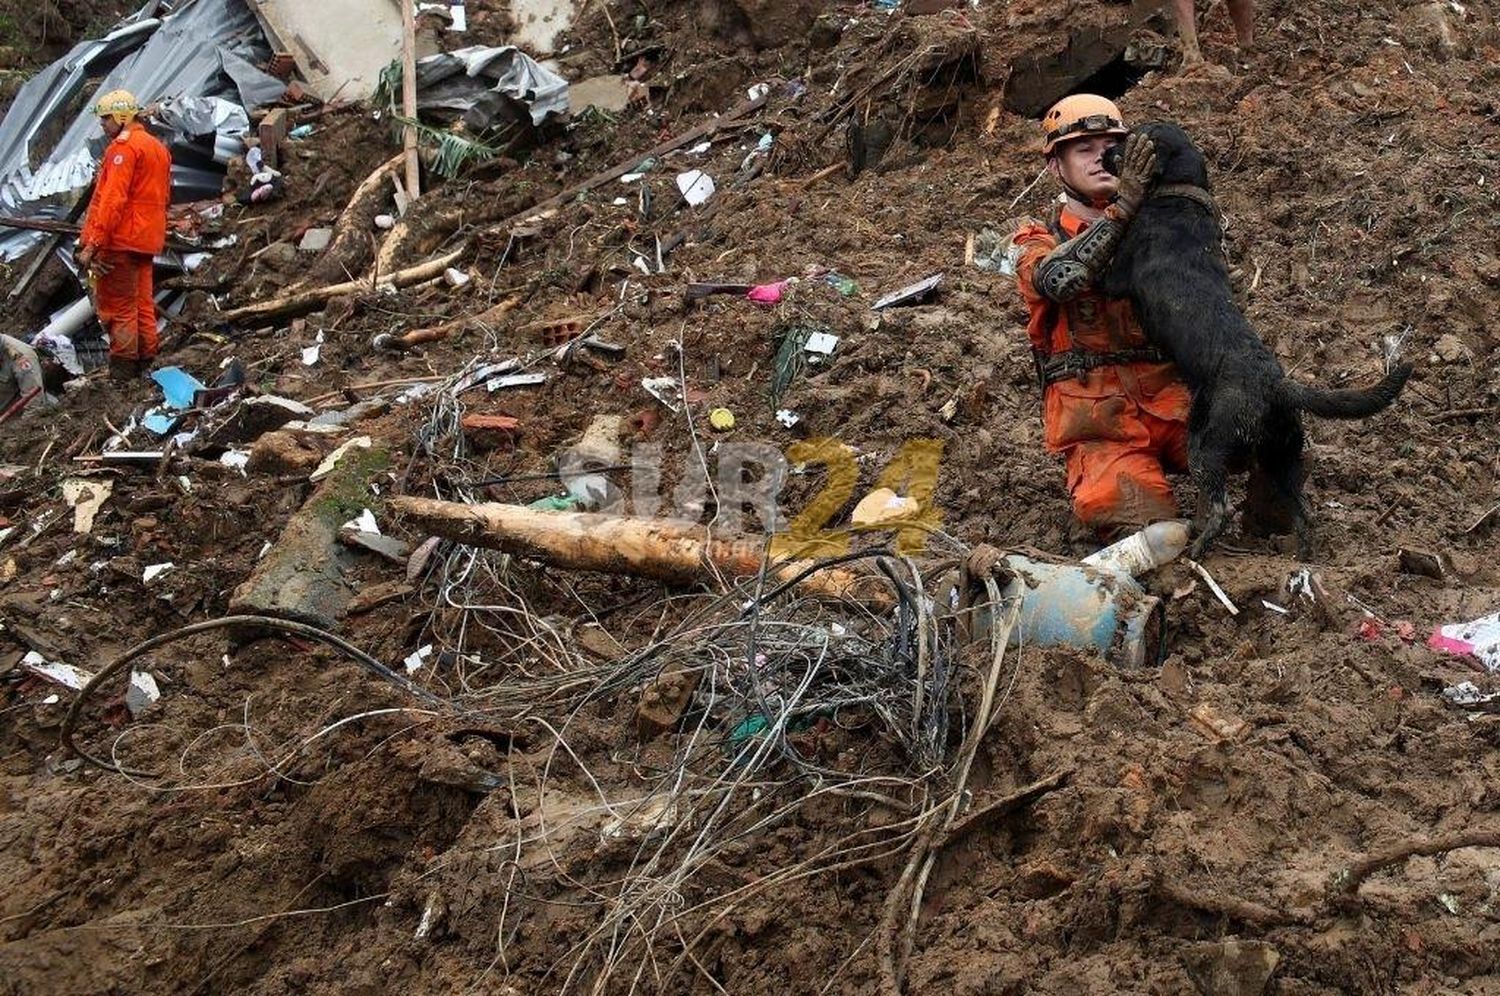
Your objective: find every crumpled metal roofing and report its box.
[413,46,570,130]
[0,0,285,261]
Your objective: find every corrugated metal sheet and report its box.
[0,0,285,261]
[414,46,570,129]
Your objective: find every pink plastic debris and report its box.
[745,280,792,305]
[1430,610,1500,671]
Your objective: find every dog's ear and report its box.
[1155,122,1211,187]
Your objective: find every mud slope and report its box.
[2,0,1499,993]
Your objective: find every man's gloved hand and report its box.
[1112,133,1158,217]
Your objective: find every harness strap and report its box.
[1150,183,1217,212]
[1037,347,1170,386]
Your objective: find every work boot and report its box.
[108,357,140,382]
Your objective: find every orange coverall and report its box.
[80,123,172,362]
[1013,206,1192,532]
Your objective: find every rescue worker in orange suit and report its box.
[1010,95,1191,541]
[77,89,171,379]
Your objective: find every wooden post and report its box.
[400,0,422,199]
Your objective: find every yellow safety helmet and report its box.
[1040,94,1127,156]
[94,89,141,124]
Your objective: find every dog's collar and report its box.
[1150,183,1217,212]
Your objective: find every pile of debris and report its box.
[2,0,1499,993]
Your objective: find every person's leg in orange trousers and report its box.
[93,250,146,364]
[132,251,159,362]
[1065,405,1190,539]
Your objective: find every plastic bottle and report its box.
[1081,520,1192,577]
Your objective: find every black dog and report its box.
[1099,122,1413,558]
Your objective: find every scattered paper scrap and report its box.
[143,562,176,583]
[302,331,325,366]
[309,436,373,483]
[676,169,715,206]
[21,651,94,690]
[805,331,839,355]
[487,372,547,391]
[342,509,381,535]
[404,644,434,675]
[642,377,683,413]
[62,479,113,533]
[126,670,161,717]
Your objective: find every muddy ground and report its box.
[3,0,1500,993]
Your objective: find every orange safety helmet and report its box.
[1040,94,1127,156]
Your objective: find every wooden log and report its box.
[219,247,466,326]
[374,199,463,277]
[301,152,403,287]
[387,496,889,605]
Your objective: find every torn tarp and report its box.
[0,0,285,261]
[411,46,569,130]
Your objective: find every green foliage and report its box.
[770,324,826,408]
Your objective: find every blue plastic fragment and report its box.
[151,366,207,409]
[142,411,178,436]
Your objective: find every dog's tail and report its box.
[1279,362,1414,419]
